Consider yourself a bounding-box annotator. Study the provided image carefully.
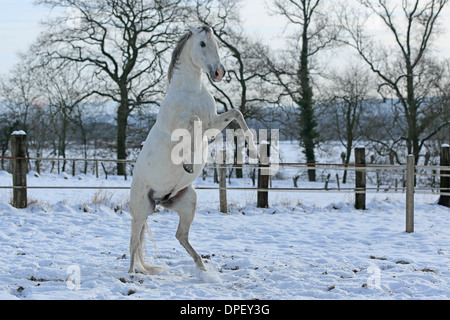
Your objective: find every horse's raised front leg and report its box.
[207,109,258,158]
[182,116,202,174]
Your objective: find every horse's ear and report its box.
[188,25,199,34]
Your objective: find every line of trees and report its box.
[1,0,448,178]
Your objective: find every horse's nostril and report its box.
[212,67,224,81]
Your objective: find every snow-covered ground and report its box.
[0,141,449,300]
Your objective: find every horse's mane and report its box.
[168,26,212,84]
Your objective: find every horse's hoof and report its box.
[183,163,194,174]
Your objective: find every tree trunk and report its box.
[343,101,355,184]
[343,143,352,184]
[298,24,317,182]
[60,110,68,172]
[117,99,129,176]
[235,136,243,178]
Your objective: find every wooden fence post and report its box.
[406,154,415,233]
[257,141,270,208]
[219,149,227,213]
[36,152,41,175]
[438,144,449,207]
[10,131,27,208]
[354,147,366,210]
[324,173,331,190]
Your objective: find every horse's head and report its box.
[188,25,226,83]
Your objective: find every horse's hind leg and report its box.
[162,185,206,271]
[129,188,165,274]
[176,208,206,271]
[129,216,146,273]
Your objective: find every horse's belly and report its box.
[132,130,207,199]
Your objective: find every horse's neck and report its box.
[169,49,204,93]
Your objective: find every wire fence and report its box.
[3,141,450,234]
[3,133,449,235]
[1,156,449,195]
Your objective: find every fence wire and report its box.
[1,156,449,196]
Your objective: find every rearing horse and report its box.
[129,26,257,274]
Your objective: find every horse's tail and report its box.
[129,218,165,275]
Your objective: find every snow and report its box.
[0,142,449,300]
[11,130,26,136]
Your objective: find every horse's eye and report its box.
[200,41,206,48]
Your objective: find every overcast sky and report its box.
[0,0,275,73]
[0,0,46,71]
[1,0,449,75]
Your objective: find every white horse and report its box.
[129,26,257,274]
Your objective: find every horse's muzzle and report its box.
[209,64,226,82]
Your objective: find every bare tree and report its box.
[323,63,374,183]
[1,48,98,172]
[0,107,18,170]
[340,0,449,164]
[192,0,279,116]
[36,0,184,175]
[0,54,47,169]
[269,0,340,181]
[0,55,42,136]
[36,60,93,171]
[192,0,279,177]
